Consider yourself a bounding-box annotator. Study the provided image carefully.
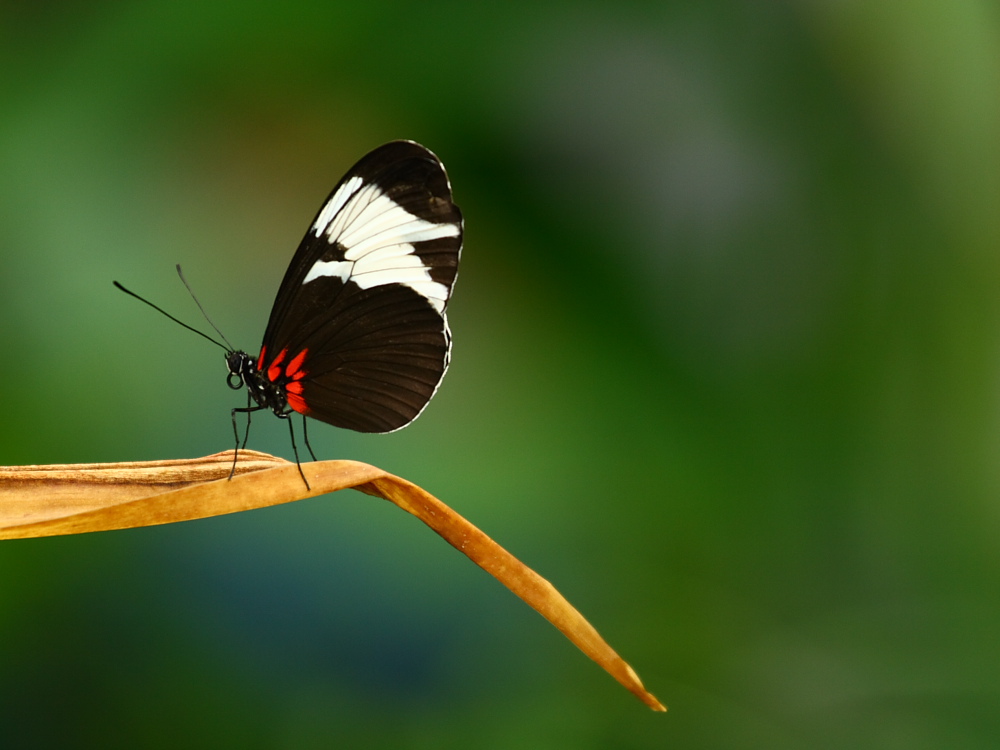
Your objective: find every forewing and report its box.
[259,141,463,433]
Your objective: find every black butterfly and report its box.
[117,141,463,485]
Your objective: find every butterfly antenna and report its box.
[113,280,229,352]
[175,265,236,351]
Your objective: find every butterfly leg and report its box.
[302,415,318,462]
[277,411,311,490]
[240,392,253,449]
[230,402,266,480]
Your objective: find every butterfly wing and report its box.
[257,141,463,433]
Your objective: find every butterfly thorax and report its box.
[226,350,289,416]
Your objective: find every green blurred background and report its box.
[3,1,1000,747]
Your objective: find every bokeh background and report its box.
[3,1,1000,747]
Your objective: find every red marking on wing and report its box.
[257,345,267,371]
[267,348,288,382]
[285,348,309,381]
[285,381,309,414]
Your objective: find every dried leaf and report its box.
[0,450,665,711]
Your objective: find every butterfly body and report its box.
[225,350,290,416]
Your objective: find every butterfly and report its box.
[116,141,463,485]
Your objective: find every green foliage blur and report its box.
[2,1,1000,747]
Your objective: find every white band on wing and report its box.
[305,182,460,313]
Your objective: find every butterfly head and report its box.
[225,350,254,390]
